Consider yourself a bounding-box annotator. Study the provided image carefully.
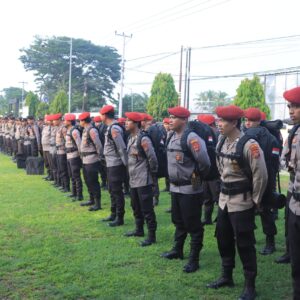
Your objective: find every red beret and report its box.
[117,117,126,125]
[93,115,102,122]
[64,113,76,121]
[78,112,90,121]
[244,108,261,121]
[283,87,300,104]
[168,106,190,118]
[52,113,62,120]
[163,118,170,124]
[140,113,153,121]
[100,105,114,115]
[197,114,215,125]
[260,111,266,120]
[45,114,52,121]
[215,105,244,120]
[125,112,143,122]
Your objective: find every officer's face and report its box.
[53,120,60,126]
[64,120,71,127]
[163,123,170,131]
[244,118,260,129]
[100,114,107,124]
[218,118,237,136]
[288,102,300,124]
[125,119,136,132]
[169,115,186,131]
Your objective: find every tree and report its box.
[50,90,68,114]
[195,90,230,112]
[147,73,178,120]
[122,93,148,113]
[25,91,40,117]
[36,102,50,118]
[19,36,121,111]
[234,75,270,119]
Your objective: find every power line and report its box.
[131,0,232,34]
[120,0,210,32]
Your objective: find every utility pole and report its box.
[186,47,191,111]
[19,81,28,117]
[178,46,184,106]
[68,37,73,113]
[115,31,132,117]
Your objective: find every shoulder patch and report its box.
[141,138,149,151]
[190,138,200,152]
[249,143,260,159]
[111,128,119,139]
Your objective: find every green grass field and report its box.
[0,154,292,299]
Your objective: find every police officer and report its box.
[27,116,41,157]
[79,112,103,211]
[124,112,158,247]
[41,115,52,180]
[141,113,160,206]
[162,117,171,193]
[282,87,300,299]
[243,108,278,255]
[161,106,210,273]
[197,114,220,225]
[49,114,61,188]
[64,113,83,201]
[94,115,108,190]
[55,114,70,193]
[100,105,128,227]
[207,105,267,300]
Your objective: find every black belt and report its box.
[82,151,97,157]
[66,147,78,153]
[170,179,192,187]
[292,191,300,202]
[221,180,252,196]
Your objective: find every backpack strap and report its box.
[136,130,149,157]
[286,124,300,163]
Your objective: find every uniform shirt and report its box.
[15,125,21,140]
[167,130,211,194]
[24,125,31,146]
[217,132,268,212]
[104,121,128,167]
[41,125,51,152]
[28,124,41,148]
[65,126,81,160]
[127,130,158,188]
[289,126,300,215]
[9,124,15,139]
[49,126,58,155]
[55,124,67,155]
[80,124,103,164]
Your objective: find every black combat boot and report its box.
[260,235,276,255]
[89,197,101,211]
[80,194,94,206]
[124,220,144,237]
[202,205,213,225]
[140,231,156,247]
[183,246,200,273]
[275,252,290,264]
[68,180,77,199]
[102,213,116,222]
[206,268,234,289]
[108,215,124,227]
[238,278,257,300]
[161,241,184,260]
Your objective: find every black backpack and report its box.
[166,120,219,181]
[68,125,83,149]
[260,120,283,155]
[96,123,107,147]
[107,122,128,146]
[216,126,280,196]
[137,124,168,178]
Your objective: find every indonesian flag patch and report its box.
[208,136,213,142]
[272,148,280,155]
